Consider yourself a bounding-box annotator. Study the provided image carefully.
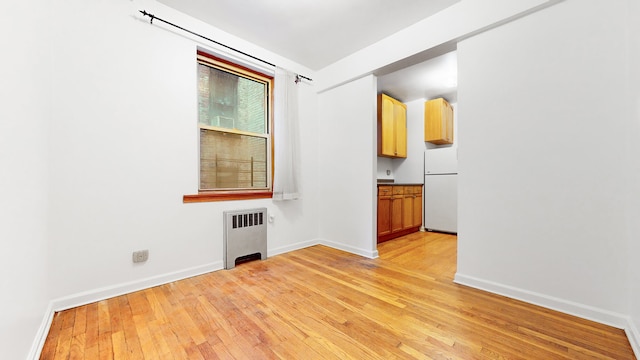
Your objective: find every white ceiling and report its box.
[157,0,459,102]
[377,50,458,103]
[156,0,460,71]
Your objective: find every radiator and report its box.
[223,208,267,269]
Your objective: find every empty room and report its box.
[1,0,639,358]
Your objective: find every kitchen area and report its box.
[376,50,458,243]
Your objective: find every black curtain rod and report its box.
[139,10,313,82]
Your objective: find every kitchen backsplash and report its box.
[377,157,394,180]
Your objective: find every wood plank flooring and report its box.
[41,232,636,359]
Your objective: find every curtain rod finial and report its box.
[139,9,155,24]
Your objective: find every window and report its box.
[184,51,274,202]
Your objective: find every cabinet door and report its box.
[378,94,407,158]
[402,194,414,230]
[425,99,442,143]
[425,98,453,145]
[394,101,407,158]
[444,101,454,143]
[390,196,403,233]
[377,195,392,237]
[378,95,395,157]
[412,187,423,228]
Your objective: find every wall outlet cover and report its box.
[132,249,149,263]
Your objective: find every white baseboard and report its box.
[46,238,377,313]
[30,239,379,359]
[319,238,379,259]
[51,261,224,312]
[269,238,379,259]
[454,272,633,335]
[29,261,222,359]
[268,239,319,257]
[626,317,640,359]
[27,302,54,360]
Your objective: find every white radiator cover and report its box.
[223,208,267,269]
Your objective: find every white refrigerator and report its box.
[424,148,458,233]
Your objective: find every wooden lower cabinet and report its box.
[402,191,414,230]
[412,191,423,228]
[402,186,423,230]
[377,186,392,237]
[391,186,404,233]
[377,184,423,243]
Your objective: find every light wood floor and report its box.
[41,232,636,359]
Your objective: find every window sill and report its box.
[183,190,273,203]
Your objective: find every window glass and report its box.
[199,129,267,190]
[196,54,272,192]
[198,64,266,134]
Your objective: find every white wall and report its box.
[45,0,319,308]
[0,2,52,359]
[321,1,638,352]
[317,0,560,92]
[456,0,631,327]
[0,0,319,356]
[5,0,640,357]
[376,157,394,180]
[626,0,640,353]
[317,75,378,258]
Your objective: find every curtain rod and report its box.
[138,10,313,82]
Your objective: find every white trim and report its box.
[46,238,378,313]
[30,263,636,359]
[319,238,379,259]
[27,302,54,360]
[51,261,223,312]
[452,273,640,358]
[268,239,319,257]
[269,238,380,259]
[454,272,629,329]
[30,262,223,359]
[455,273,640,358]
[626,317,640,359]
[30,240,377,358]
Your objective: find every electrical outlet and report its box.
[132,249,149,263]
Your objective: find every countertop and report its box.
[377,181,423,186]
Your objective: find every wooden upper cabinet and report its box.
[425,98,454,145]
[378,94,407,158]
[393,100,407,158]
